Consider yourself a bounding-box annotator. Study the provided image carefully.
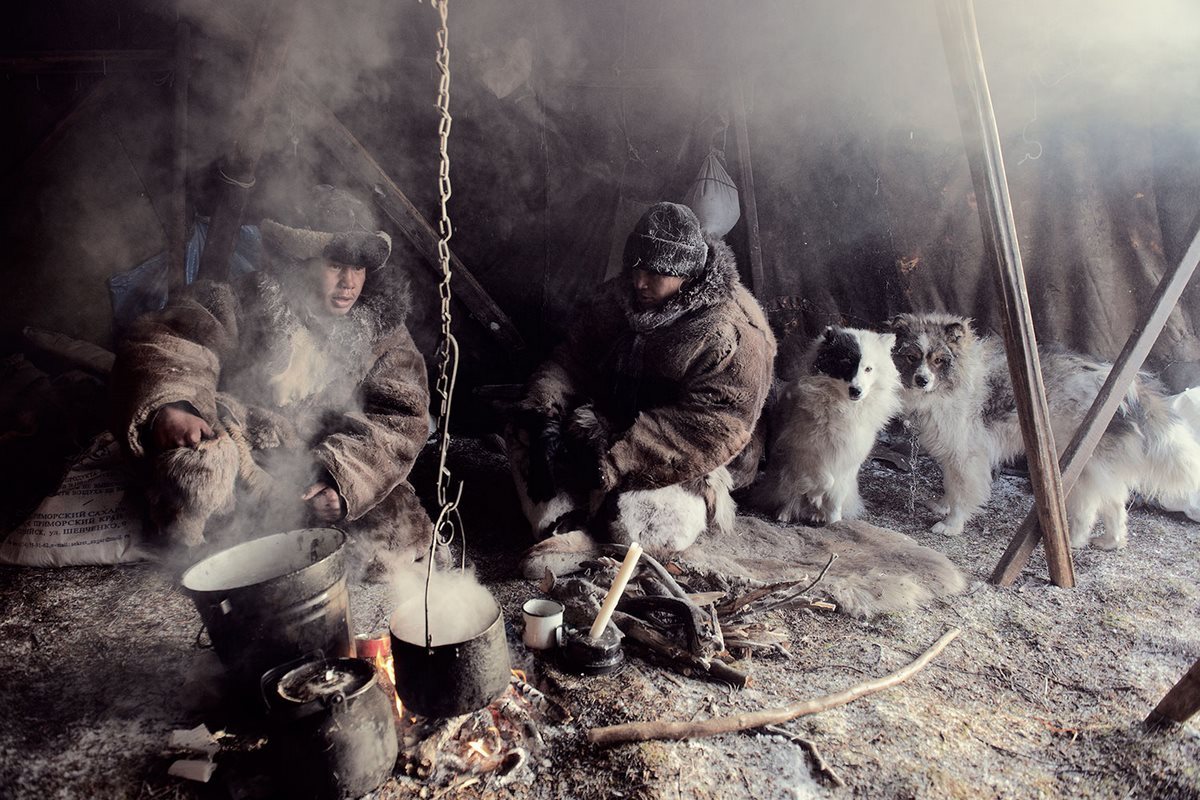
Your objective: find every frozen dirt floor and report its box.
[1,439,1198,799]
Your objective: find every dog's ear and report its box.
[881,332,897,351]
[943,320,968,344]
[887,314,911,337]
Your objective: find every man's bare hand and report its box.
[302,481,345,523]
[152,405,214,450]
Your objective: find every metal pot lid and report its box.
[276,658,375,705]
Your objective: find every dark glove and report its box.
[563,406,615,493]
[514,407,561,503]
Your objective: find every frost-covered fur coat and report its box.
[111,263,431,569]
[513,236,776,555]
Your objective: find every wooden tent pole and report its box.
[169,21,192,292]
[1147,657,1200,727]
[732,74,765,296]
[0,78,112,191]
[0,50,170,74]
[991,223,1200,584]
[295,85,528,358]
[934,0,1074,587]
[197,1,295,282]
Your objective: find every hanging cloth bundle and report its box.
[684,148,740,237]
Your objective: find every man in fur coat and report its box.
[510,201,775,557]
[111,187,432,575]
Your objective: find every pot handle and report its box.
[194,623,213,650]
[324,691,347,713]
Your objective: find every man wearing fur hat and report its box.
[112,186,432,576]
[510,201,775,559]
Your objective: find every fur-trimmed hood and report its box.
[217,264,414,415]
[521,234,776,496]
[260,219,393,272]
[616,235,739,333]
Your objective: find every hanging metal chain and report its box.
[423,0,465,650]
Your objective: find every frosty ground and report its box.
[1,439,1197,799]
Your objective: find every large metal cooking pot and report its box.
[389,598,511,718]
[262,656,398,800]
[181,528,353,692]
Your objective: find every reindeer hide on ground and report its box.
[682,517,967,618]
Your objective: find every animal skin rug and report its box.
[519,516,966,619]
[683,516,967,618]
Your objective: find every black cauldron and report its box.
[389,602,511,718]
[181,528,353,693]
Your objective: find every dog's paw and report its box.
[1091,532,1126,550]
[931,519,964,536]
[923,496,950,516]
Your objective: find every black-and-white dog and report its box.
[752,326,901,524]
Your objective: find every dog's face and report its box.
[812,327,897,402]
[889,313,971,393]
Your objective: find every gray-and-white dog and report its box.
[890,311,1200,548]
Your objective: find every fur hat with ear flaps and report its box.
[260,184,393,271]
[623,201,709,278]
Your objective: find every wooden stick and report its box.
[587,628,961,746]
[197,0,295,282]
[0,50,170,74]
[1146,657,1200,727]
[606,544,725,655]
[294,83,528,357]
[169,21,192,293]
[759,725,845,787]
[991,221,1200,584]
[0,77,112,190]
[731,73,765,296]
[935,0,1074,587]
[612,611,749,689]
[743,554,837,617]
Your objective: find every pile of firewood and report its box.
[541,545,841,688]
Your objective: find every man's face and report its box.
[632,268,685,310]
[310,259,366,316]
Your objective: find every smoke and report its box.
[6,0,1200,360]
[388,564,498,647]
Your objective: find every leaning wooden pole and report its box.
[1147,657,1200,727]
[991,223,1200,584]
[934,0,1074,587]
[169,21,192,292]
[294,84,528,358]
[197,1,294,282]
[731,74,765,296]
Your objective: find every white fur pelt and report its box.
[752,327,901,524]
[891,312,1200,548]
[150,435,239,547]
[683,516,966,618]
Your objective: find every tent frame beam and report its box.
[197,0,295,282]
[294,84,528,359]
[934,0,1075,587]
[731,75,765,296]
[990,221,1200,584]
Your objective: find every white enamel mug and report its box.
[521,598,564,650]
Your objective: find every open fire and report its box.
[359,633,567,791]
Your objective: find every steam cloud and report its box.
[389,564,498,648]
